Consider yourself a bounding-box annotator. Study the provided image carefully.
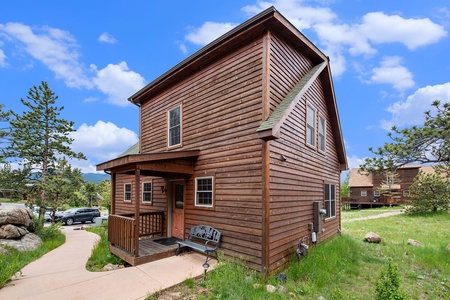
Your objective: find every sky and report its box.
[1,0,449,176]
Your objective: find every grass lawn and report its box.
[149,210,450,299]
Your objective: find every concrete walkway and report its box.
[343,210,403,222]
[0,227,214,300]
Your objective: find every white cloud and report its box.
[98,32,117,44]
[360,12,447,50]
[185,22,238,46]
[177,41,188,54]
[70,120,139,162]
[381,82,450,130]
[91,61,146,106]
[0,22,93,88]
[0,49,6,67]
[369,56,414,91]
[242,0,336,30]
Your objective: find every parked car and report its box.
[53,207,101,225]
[32,206,56,222]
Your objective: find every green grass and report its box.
[85,222,124,271]
[0,223,65,288]
[154,210,450,299]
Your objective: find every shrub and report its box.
[375,263,408,300]
[407,171,449,213]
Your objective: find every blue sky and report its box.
[1,0,449,175]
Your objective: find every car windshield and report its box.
[64,208,78,214]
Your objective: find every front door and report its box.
[170,180,185,239]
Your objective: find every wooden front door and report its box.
[171,181,185,239]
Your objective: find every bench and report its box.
[176,225,221,266]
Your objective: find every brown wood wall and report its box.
[349,168,420,204]
[114,29,343,272]
[114,174,167,215]
[267,34,341,271]
[139,33,266,270]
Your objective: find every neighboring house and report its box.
[347,165,435,208]
[97,6,347,273]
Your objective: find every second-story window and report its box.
[306,104,316,147]
[318,116,326,152]
[168,106,181,147]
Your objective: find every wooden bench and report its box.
[176,225,221,266]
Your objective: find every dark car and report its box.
[54,207,101,225]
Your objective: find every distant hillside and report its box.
[83,173,110,183]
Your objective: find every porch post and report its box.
[111,172,116,215]
[134,166,141,256]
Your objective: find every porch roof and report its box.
[96,150,200,176]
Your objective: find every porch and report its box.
[108,211,181,265]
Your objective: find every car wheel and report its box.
[65,218,74,226]
[92,216,97,223]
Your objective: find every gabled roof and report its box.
[257,62,326,136]
[129,6,327,104]
[348,168,373,187]
[119,141,140,157]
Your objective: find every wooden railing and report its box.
[108,211,165,256]
[108,214,136,255]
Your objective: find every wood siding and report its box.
[268,80,341,270]
[140,34,266,270]
[349,167,420,205]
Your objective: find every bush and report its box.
[375,263,408,300]
[407,171,449,213]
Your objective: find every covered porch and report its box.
[96,149,200,266]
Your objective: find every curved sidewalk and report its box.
[0,227,213,300]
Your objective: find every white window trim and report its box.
[306,104,316,148]
[195,176,214,207]
[318,115,326,153]
[325,183,336,220]
[142,181,152,204]
[374,190,380,197]
[167,105,182,148]
[361,190,367,197]
[124,183,132,202]
[403,190,410,196]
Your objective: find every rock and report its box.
[266,284,276,293]
[364,232,382,243]
[318,297,327,300]
[0,233,42,252]
[0,206,34,232]
[417,275,425,280]
[253,283,261,289]
[446,244,450,252]
[277,285,287,293]
[408,239,423,247]
[0,224,28,239]
[102,263,124,271]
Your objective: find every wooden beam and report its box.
[134,166,141,257]
[111,172,116,214]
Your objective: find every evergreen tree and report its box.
[0,104,12,161]
[360,101,450,176]
[3,82,86,213]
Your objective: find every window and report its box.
[168,106,181,147]
[387,174,394,185]
[403,190,410,196]
[374,190,380,197]
[318,116,326,152]
[306,105,316,147]
[142,182,152,203]
[124,184,131,202]
[361,190,367,197]
[195,177,213,207]
[325,184,336,219]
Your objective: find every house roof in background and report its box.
[348,168,373,187]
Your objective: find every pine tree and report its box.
[3,82,86,214]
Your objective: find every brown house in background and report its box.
[97,6,347,273]
[347,165,435,208]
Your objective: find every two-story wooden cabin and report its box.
[97,6,347,273]
[346,165,435,208]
